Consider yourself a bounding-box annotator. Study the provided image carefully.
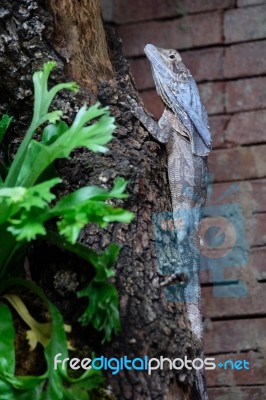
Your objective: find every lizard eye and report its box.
[169,54,176,60]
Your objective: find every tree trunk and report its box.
[0,1,200,399]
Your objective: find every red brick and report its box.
[252,213,266,246]
[181,47,224,82]
[224,41,266,79]
[200,178,266,218]
[225,77,266,112]
[207,181,246,207]
[237,0,266,6]
[177,0,234,13]
[204,318,265,353]
[245,199,266,249]
[200,269,213,284]
[208,115,228,148]
[250,247,266,281]
[105,0,180,24]
[202,284,266,318]
[208,145,266,181]
[198,82,225,115]
[104,0,234,24]
[140,90,164,120]
[225,110,266,145]
[206,351,265,386]
[208,386,266,400]
[117,12,223,57]
[130,58,153,91]
[200,266,244,285]
[224,5,266,43]
[248,179,266,213]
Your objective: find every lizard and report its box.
[124,44,211,399]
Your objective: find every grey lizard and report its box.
[124,44,211,399]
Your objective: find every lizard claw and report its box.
[126,95,138,108]
[120,95,138,111]
[120,101,129,109]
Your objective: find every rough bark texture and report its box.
[0,1,199,399]
[48,0,113,90]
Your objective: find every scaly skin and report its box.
[126,44,211,399]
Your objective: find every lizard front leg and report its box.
[124,97,172,144]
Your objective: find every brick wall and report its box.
[102,1,266,399]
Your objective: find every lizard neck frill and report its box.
[152,69,173,110]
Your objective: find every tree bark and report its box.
[0,1,200,399]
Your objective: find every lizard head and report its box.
[144,44,184,109]
[144,44,183,79]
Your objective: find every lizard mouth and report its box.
[144,44,159,67]
[144,43,155,54]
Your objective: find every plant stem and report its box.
[4,120,38,187]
